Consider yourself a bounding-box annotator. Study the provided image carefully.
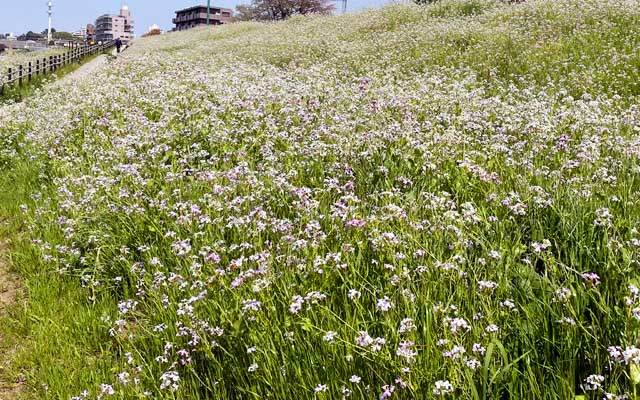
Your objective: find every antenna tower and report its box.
[47,1,53,44]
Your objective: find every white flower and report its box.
[553,288,572,303]
[447,317,471,334]
[315,384,328,393]
[582,374,604,391]
[478,280,498,291]
[631,307,640,321]
[323,331,338,343]
[433,380,454,395]
[623,346,640,365]
[557,317,576,326]
[485,324,499,333]
[465,358,481,370]
[472,343,486,355]
[99,384,115,395]
[289,295,305,314]
[348,289,361,300]
[376,296,394,312]
[159,371,180,392]
[396,341,418,362]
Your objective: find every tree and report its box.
[235,4,259,21]
[236,0,334,21]
[18,31,44,41]
[41,28,56,36]
[53,31,74,40]
[142,28,161,38]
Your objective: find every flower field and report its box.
[1,0,640,398]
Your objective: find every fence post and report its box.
[36,59,40,76]
[28,62,32,83]
[18,65,23,87]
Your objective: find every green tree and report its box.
[18,31,44,41]
[53,31,74,40]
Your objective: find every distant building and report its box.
[86,24,95,43]
[95,4,134,44]
[142,24,162,38]
[73,27,87,39]
[173,5,233,31]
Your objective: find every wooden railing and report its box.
[0,40,116,95]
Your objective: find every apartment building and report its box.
[95,5,134,44]
[86,24,95,43]
[173,5,233,31]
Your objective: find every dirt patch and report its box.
[0,241,20,313]
[0,238,25,399]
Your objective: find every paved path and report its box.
[56,47,121,85]
[56,54,109,85]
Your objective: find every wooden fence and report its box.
[0,40,116,95]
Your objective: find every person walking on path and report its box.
[115,37,122,54]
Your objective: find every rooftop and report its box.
[175,5,232,13]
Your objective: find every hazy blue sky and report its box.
[0,0,391,36]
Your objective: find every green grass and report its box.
[0,163,120,399]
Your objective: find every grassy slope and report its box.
[0,0,640,398]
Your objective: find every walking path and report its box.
[55,50,112,85]
[51,46,122,87]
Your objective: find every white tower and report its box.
[47,1,53,44]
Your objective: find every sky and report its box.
[0,0,391,36]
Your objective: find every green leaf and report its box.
[631,364,640,385]
[301,318,313,332]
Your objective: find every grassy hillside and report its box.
[1,0,640,398]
